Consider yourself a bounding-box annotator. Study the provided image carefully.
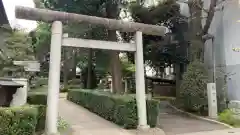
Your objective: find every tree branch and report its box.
[202,0,217,35]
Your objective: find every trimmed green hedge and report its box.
[67,89,159,129]
[0,105,45,135]
[27,94,47,105]
[34,105,46,132]
[27,94,47,132]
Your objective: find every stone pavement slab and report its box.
[158,101,228,135]
[58,99,132,135]
[176,128,240,135]
[58,98,165,135]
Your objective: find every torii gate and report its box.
[15,6,166,135]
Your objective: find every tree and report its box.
[185,0,219,61]
[0,27,35,77]
[42,0,130,93]
[33,0,108,89]
[185,0,228,110]
[127,0,190,96]
[179,60,209,115]
[30,22,51,76]
[129,0,188,68]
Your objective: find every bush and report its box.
[68,79,82,85]
[218,109,240,127]
[34,105,46,132]
[0,105,45,135]
[67,89,159,129]
[27,94,47,105]
[34,78,48,87]
[27,94,47,132]
[179,61,209,115]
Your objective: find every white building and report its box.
[179,0,240,101]
[202,0,240,101]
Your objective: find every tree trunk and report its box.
[106,1,123,94]
[110,50,123,94]
[202,0,218,35]
[108,30,123,94]
[63,48,70,88]
[174,63,181,98]
[69,49,77,79]
[87,48,93,89]
[188,0,204,61]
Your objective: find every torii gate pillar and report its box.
[46,21,62,135]
[135,31,149,129]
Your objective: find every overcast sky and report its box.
[2,0,37,32]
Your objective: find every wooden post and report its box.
[46,21,62,135]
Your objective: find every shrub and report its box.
[67,89,159,129]
[0,105,44,135]
[35,78,48,87]
[68,79,82,85]
[67,85,82,89]
[34,105,46,132]
[27,94,47,132]
[27,93,47,105]
[179,60,209,115]
[218,109,240,127]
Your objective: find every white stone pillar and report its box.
[46,21,62,135]
[207,83,218,119]
[10,78,28,106]
[135,31,149,130]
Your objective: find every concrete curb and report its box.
[166,103,234,129]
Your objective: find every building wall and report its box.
[10,78,28,106]
[204,0,240,101]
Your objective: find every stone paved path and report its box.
[177,128,240,135]
[158,101,228,135]
[58,95,229,135]
[58,98,133,135]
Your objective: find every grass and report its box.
[35,117,69,135]
[218,109,240,127]
[58,117,69,131]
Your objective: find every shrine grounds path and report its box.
[58,94,231,135]
[158,101,228,135]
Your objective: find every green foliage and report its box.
[57,117,69,131]
[128,0,189,70]
[66,79,83,90]
[30,23,51,75]
[179,60,209,114]
[34,105,46,132]
[27,94,69,131]
[68,79,82,85]
[32,77,48,89]
[27,93,47,105]
[67,89,160,129]
[81,66,98,89]
[0,29,35,77]
[218,109,240,127]
[27,94,47,132]
[0,105,45,135]
[121,54,135,77]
